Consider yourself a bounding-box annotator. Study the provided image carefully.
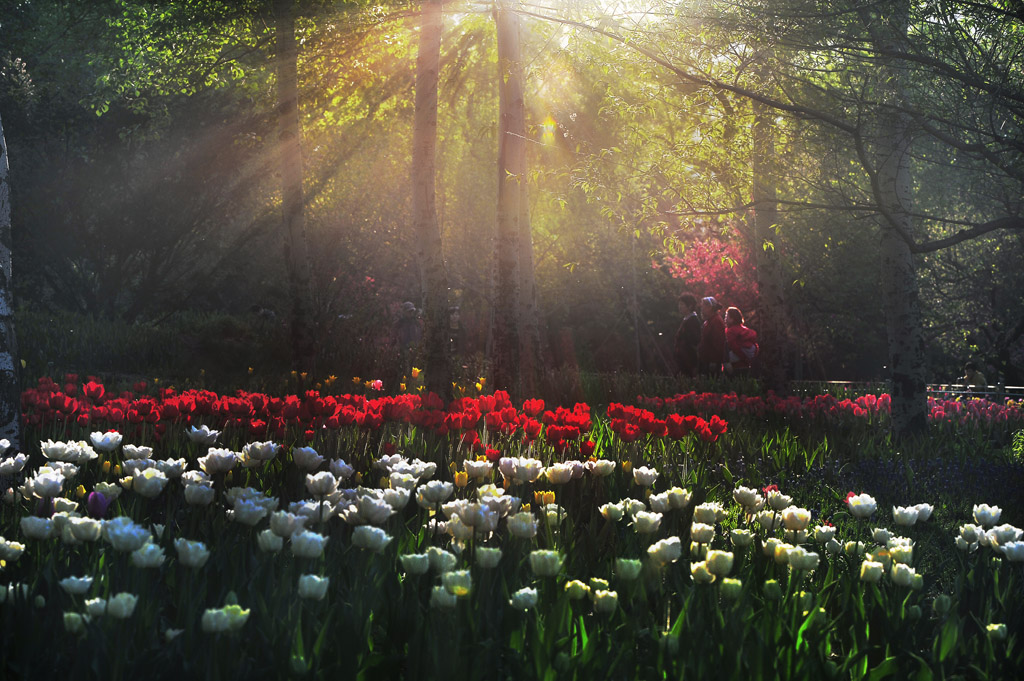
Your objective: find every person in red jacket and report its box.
[724,306,759,371]
[697,296,726,375]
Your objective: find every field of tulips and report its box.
[2,375,1023,680]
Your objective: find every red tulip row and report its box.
[635,390,1024,427]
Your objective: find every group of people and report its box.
[674,293,759,378]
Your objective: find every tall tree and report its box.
[751,59,789,392]
[412,0,452,400]
[858,0,929,436]
[0,113,19,449]
[543,0,1024,437]
[491,0,526,395]
[275,0,316,372]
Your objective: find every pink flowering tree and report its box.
[660,239,759,318]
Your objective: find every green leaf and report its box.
[868,657,900,681]
[937,618,959,662]
[293,618,305,659]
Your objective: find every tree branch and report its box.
[912,216,1024,253]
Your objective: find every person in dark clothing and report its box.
[393,301,422,378]
[674,293,701,377]
[697,296,726,376]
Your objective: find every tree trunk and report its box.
[0,113,19,450]
[517,153,541,398]
[275,0,315,373]
[751,74,789,392]
[872,0,929,439]
[412,0,452,401]
[491,1,524,395]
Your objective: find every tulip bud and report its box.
[592,589,618,613]
[564,580,590,600]
[763,579,783,601]
[690,561,716,584]
[706,550,734,576]
[509,587,538,611]
[720,577,743,601]
[730,529,753,548]
[987,623,1008,641]
[860,560,884,583]
[933,594,953,616]
[615,558,643,581]
[290,655,310,676]
[906,605,922,622]
[430,586,457,609]
[660,633,680,656]
[64,612,88,635]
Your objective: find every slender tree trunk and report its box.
[751,72,789,392]
[512,24,540,398]
[412,0,452,401]
[631,232,643,372]
[275,0,315,373]
[517,157,541,397]
[872,0,928,438]
[491,1,524,395]
[0,113,19,449]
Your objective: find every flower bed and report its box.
[1,378,1022,679]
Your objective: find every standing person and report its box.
[960,361,988,390]
[393,301,422,379]
[697,296,726,375]
[674,293,702,377]
[724,306,759,372]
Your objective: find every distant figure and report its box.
[960,361,988,390]
[674,293,701,377]
[249,304,277,322]
[448,305,464,357]
[697,296,726,375]
[393,302,422,376]
[724,306,759,372]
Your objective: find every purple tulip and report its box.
[35,496,55,518]
[87,491,112,519]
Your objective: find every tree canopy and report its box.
[2,0,1022,424]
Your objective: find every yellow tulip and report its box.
[454,471,469,488]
